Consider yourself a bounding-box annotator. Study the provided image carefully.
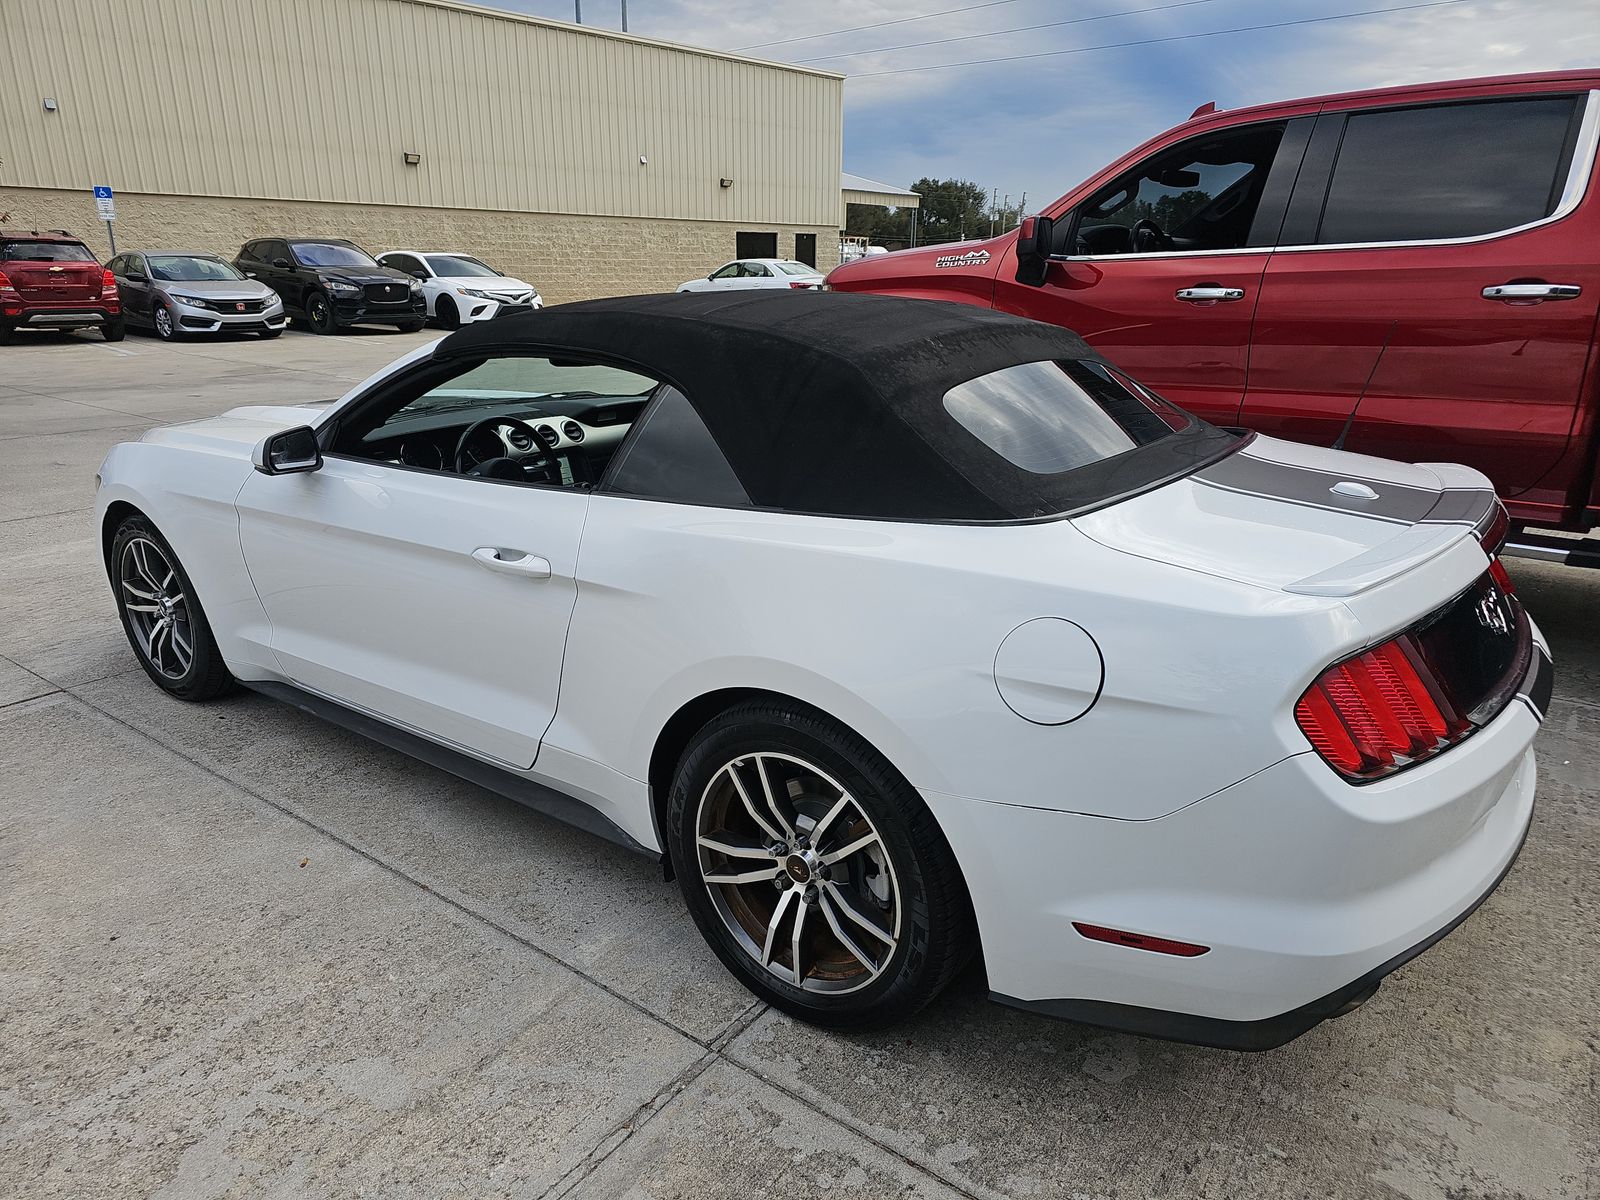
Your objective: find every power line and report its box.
[733,0,1027,51]
[796,0,1228,64]
[849,0,1472,77]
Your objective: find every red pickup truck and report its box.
[829,70,1600,565]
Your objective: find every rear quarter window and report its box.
[942,360,1192,475]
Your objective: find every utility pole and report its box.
[574,1,582,23]
[989,188,997,238]
[620,0,627,30]
[1018,191,1026,226]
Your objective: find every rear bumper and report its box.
[9,305,117,328]
[930,644,1550,1049]
[993,803,1532,1050]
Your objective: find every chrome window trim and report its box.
[1052,90,1599,263]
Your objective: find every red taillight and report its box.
[101,268,117,295]
[1295,636,1468,781]
[1477,501,1511,558]
[0,268,13,292]
[1072,922,1210,957]
[788,281,814,289]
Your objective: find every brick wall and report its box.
[1,188,839,305]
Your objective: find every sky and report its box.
[479,0,1599,213]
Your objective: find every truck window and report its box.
[1314,95,1583,245]
[1070,122,1286,257]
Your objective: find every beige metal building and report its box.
[0,0,844,303]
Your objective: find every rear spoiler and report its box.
[1285,484,1500,597]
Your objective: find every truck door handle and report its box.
[1175,286,1245,303]
[471,547,551,579]
[1481,282,1581,303]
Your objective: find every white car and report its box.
[377,251,542,328]
[677,258,824,293]
[94,293,1548,1046]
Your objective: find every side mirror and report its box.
[253,425,322,475]
[126,271,147,282]
[1014,214,1056,288]
[273,257,291,269]
[410,269,428,280]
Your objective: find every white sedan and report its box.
[94,293,1547,1045]
[377,251,542,328]
[677,258,824,293]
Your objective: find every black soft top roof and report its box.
[437,292,1236,521]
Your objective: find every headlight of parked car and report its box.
[325,280,361,296]
[458,287,491,299]
[409,279,424,294]
[169,292,209,309]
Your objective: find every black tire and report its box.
[0,322,14,345]
[152,301,180,341]
[305,291,337,335]
[259,325,283,339]
[108,514,235,702]
[102,318,126,342]
[667,701,976,1029]
[433,295,460,330]
[397,318,426,333]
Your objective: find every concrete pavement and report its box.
[1,325,1596,1199]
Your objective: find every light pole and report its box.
[574,1,582,23]
[621,0,628,31]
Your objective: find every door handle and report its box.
[471,547,551,579]
[1175,286,1245,303]
[1481,282,1581,303]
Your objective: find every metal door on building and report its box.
[794,233,816,267]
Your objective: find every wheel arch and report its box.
[100,498,148,566]
[645,685,953,888]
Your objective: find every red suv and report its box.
[0,230,123,343]
[829,71,1600,554]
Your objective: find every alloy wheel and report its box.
[695,751,902,994]
[154,305,174,339]
[118,537,193,679]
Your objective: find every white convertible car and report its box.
[95,293,1549,1048]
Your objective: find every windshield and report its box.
[773,261,816,276]
[292,242,378,268]
[425,255,499,278]
[394,357,656,418]
[147,255,247,282]
[2,241,96,263]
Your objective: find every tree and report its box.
[908,178,988,244]
[843,178,1025,249]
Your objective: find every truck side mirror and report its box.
[253,425,323,475]
[1014,214,1056,288]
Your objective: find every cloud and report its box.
[478,0,1599,211]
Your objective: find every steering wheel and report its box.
[1131,218,1173,253]
[453,415,558,480]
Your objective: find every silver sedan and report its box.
[110,251,286,340]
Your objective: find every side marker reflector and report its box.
[1072,922,1210,957]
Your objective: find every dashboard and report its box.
[357,394,648,473]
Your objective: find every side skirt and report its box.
[243,680,656,859]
